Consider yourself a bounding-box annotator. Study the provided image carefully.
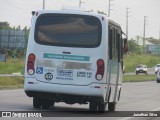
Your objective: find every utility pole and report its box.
[126,8,130,39]
[79,0,84,7]
[143,16,148,53]
[43,0,45,10]
[159,24,160,41]
[108,0,113,17]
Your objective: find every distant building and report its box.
[146,45,160,55]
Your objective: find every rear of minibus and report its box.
[24,10,108,101]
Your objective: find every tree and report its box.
[147,37,159,44]
[0,22,11,30]
[97,11,107,16]
[128,39,143,55]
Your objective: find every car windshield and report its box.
[137,65,146,68]
[156,65,160,67]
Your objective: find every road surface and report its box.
[0,81,160,119]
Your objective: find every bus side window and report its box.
[117,33,121,62]
[112,28,116,59]
[109,27,113,59]
[121,34,123,59]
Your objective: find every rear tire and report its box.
[41,99,54,109]
[157,79,160,83]
[108,102,116,112]
[97,102,107,113]
[33,97,41,109]
[33,97,54,109]
[89,102,97,112]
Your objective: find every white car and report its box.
[156,70,160,83]
[136,64,148,75]
[155,64,160,74]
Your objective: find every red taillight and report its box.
[36,12,38,16]
[96,59,104,80]
[102,16,104,21]
[27,54,35,75]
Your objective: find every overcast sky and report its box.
[0,0,160,39]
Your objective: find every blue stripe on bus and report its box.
[43,53,90,61]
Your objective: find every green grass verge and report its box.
[123,74,156,82]
[0,75,157,89]
[124,54,160,72]
[0,76,24,89]
[0,58,25,74]
[0,55,160,74]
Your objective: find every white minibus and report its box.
[24,8,128,112]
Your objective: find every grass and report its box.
[0,54,160,74]
[0,76,24,89]
[0,58,25,74]
[0,74,157,89]
[0,56,158,89]
[124,54,160,72]
[122,74,156,82]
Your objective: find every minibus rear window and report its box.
[35,14,102,48]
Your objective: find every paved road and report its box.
[0,81,160,119]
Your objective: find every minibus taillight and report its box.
[96,59,104,80]
[27,54,35,75]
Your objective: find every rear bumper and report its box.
[24,77,107,98]
[136,70,147,73]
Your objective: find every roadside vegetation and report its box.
[1,55,159,74]
[123,38,160,72]
[0,74,157,89]
[0,58,24,74]
[0,36,159,89]
[0,76,24,89]
[124,54,160,72]
[0,56,158,89]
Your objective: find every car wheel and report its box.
[157,79,160,83]
[136,72,138,75]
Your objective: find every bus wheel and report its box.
[33,97,41,109]
[108,102,116,112]
[97,102,107,113]
[89,102,97,112]
[41,99,54,109]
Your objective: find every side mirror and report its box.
[123,38,128,53]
